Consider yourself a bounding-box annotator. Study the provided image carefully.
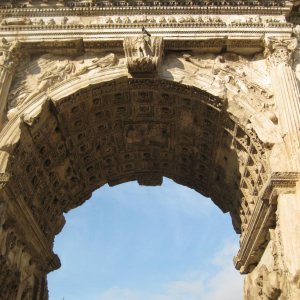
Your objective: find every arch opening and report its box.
[0,77,270,299]
[47,178,243,300]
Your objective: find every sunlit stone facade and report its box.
[1,0,300,299]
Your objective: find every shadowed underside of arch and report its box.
[0,76,270,281]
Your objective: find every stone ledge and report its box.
[234,172,300,274]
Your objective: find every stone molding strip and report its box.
[234,172,300,273]
[0,5,292,17]
[0,37,268,56]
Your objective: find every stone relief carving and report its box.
[8,52,121,115]
[123,32,164,74]
[160,51,279,145]
[1,17,32,26]
[0,38,21,70]
[0,14,287,29]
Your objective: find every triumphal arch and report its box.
[2,0,300,299]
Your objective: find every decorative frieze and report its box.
[0,14,289,29]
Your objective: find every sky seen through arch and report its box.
[48,177,244,300]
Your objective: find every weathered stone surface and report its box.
[1,1,300,299]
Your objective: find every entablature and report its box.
[0,6,294,50]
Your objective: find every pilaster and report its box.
[0,38,20,130]
[265,37,300,169]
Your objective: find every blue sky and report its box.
[48,178,243,300]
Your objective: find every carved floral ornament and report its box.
[264,37,298,67]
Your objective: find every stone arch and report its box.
[0,71,275,297]
[1,1,300,297]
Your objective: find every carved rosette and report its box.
[123,35,164,74]
[264,38,297,67]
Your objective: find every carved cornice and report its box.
[0,17,293,31]
[234,172,300,274]
[3,179,61,273]
[0,1,291,17]
[264,37,298,66]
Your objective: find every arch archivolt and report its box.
[0,34,300,299]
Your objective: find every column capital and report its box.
[264,37,298,67]
[0,38,21,71]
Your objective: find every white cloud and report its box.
[89,239,244,300]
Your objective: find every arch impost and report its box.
[2,183,62,273]
[235,172,300,274]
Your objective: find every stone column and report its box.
[0,38,20,130]
[276,189,300,299]
[265,38,300,169]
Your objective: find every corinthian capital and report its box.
[0,38,21,71]
[264,37,297,67]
